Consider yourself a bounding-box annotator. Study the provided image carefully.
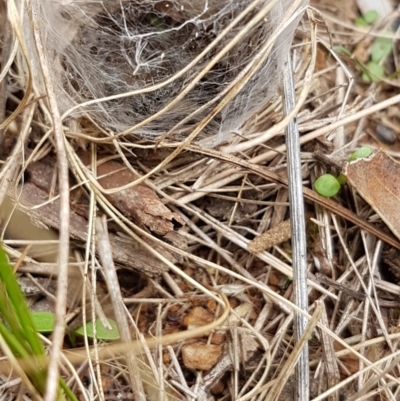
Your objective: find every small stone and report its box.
[183,306,214,329]
[376,124,397,145]
[182,342,222,371]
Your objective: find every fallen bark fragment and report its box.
[7,183,176,276]
[83,154,185,236]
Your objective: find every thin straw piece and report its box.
[282,54,309,400]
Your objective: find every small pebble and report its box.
[375,124,397,144]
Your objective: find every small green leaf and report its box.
[31,312,55,334]
[371,36,393,63]
[333,46,352,57]
[336,173,348,185]
[355,17,368,27]
[363,10,379,24]
[314,174,341,198]
[362,61,384,82]
[348,146,374,161]
[388,69,400,79]
[75,318,120,341]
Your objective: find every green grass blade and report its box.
[0,321,47,394]
[0,249,45,356]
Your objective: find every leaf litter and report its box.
[2,0,400,400]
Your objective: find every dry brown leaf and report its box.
[344,149,400,241]
[333,341,359,375]
[182,342,222,371]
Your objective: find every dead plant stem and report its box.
[282,53,309,401]
[95,216,147,401]
[188,145,400,250]
[29,2,70,400]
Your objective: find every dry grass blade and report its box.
[317,301,340,401]
[95,216,146,401]
[266,304,323,401]
[0,101,35,207]
[3,0,400,399]
[188,144,400,249]
[0,0,32,131]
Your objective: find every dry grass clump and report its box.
[1,0,400,400]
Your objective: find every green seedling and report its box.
[315,147,374,197]
[348,146,374,161]
[75,318,120,341]
[314,174,341,198]
[0,247,77,400]
[362,61,385,82]
[371,37,393,63]
[364,10,379,24]
[351,11,394,82]
[364,35,393,82]
[355,17,369,27]
[355,10,379,26]
[328,15,396,82]
[336,173,348,185]
[31,312,55,334]
[362,36,393,81]
[32,311,120,341]
[332,45,385,82]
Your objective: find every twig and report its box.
[0,2,13,151]
[187,144,400,250]
[265,304,323,401]
[0,100,35,206]
[282,52,309,401]
[29,2,70,400]
[95,216,146,401]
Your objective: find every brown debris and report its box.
[7,183,175,276]
[248,219,292,253]
[182,342,223,371]
[87,154,185,236]
[184,306,215,329]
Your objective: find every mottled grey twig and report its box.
[282,54,309,401]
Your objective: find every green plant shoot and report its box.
[314,174,341,198]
